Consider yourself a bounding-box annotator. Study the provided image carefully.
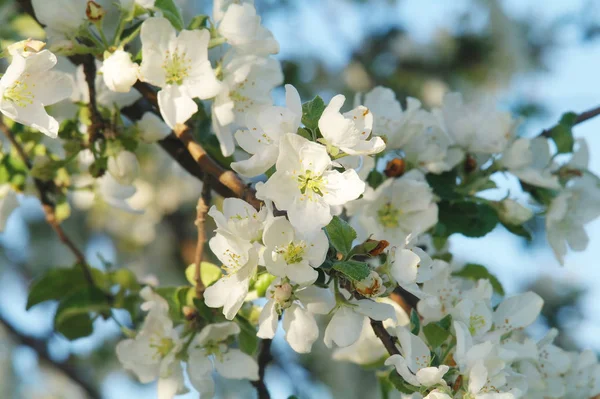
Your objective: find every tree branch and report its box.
[370,319,401,356]
[540,104,600,137]
[0,314,101,399]
[0,121,94,286]
[193,175,211,299]
[82,55,105,146]
[251,338,272,399]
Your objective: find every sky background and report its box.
[2,0,600,398]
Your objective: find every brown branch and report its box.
[82,55,105,146]
[251,338,272,399]
[370,319,401,356]
[0,121,93,285]
[540,104,600,137]
[193,175,211,299]
[0,314,101,399]
[132,81,262,210]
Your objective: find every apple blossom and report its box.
[107,151,139,185]
[140,17,222,128]
[231,84,302,177]
[137,112,171,143]
[0,50,72,137]
[318,94,385,156]
[257,133,365,235]
[218,3,279,55]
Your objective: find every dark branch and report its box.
[370,319,401,356]
[0,314,101,399]
[540,104,600,137]
[251,338,273,399]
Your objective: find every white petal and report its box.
[257,300,278,339]
[295,286,336,314]
[324,307,363,348]
[355,300,396,322]
[196,322,240,346]
[214,349,259,380]
[157,85,198,129]
[493,292,543,332]
[283,304,319,353]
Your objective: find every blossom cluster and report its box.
[1,1,600,398]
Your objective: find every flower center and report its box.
[277,241,306,264]
[297,170,324,196]
[150,337,175,359]
[469,314,486,335]
[202,341,228,362]
[3,79,35,107]
[163,49,191,85]
[377,202,401,228]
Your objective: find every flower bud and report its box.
[100,50,139,93]
[86,1,106,22]
[182,306,197,321]
[497,199,533,225]
[137,112,171,143]
[273,282,293,304]
[108,151,139,185]
[354,271,385,298]
[366,239,389,256]
[384,158,405,178]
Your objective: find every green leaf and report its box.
[366,170,385,189]
[409,309,420,335]
[332,260,370,281]
[187,14,209,30]
[109,269,141,291]
[388,370,420,394]
[325,216,357,256]
[437,201,499,238]
[193,297,215,322]
[296,127,313,141]
[54,286,110,340]
[27,266,104,310]
[452,263,505,296]
[437,314,452,330]
[301,96,326,130]
[426,170,461,200]
[119,19,144,44]
[235,315,258,355]
[185,262,222,288]
[501,221,533,241]
[549,112,578,154]
[423,322,450,349]
[154,0,184,30]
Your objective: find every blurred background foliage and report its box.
[0,0,599,398]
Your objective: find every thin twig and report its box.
[370,319,401,356]
[193,175,212,299]
[251,338,273,399]
[540,104,600,137]
[0,121,94,286]
[0,314,101,399]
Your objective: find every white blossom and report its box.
[107,151,139,186]
[137,112,171,143]
[318,94,385,156]
[140,17,222,128]
[262,217,328,285]
[257,133,365,235]
[187,322,258,398]
[231,84,302,177]
[218,3,278,55]
[0,50,72,137]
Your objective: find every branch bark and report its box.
[82,55,105,146]
[0,314,101,399]
[193,175,211,299]
[251,338,273,399]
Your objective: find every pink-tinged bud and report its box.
[273,282,293,304]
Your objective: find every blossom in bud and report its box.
[107,151,139,186]
[86,1,106,22]
[100,50,139,93]
[354,271,385,298]
[273,282,293,304]
[137,112,171,143]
